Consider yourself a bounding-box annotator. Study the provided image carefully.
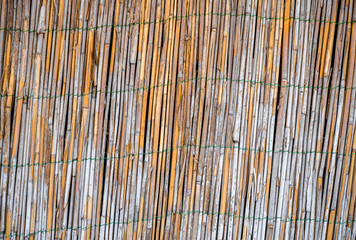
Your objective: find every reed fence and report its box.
[0,0,356,239]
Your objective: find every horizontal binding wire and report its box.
[0,12,355,33]
[5,210,356,238]
[1,77,355,101]
[1,143,355,168]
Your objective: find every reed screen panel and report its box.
[0,0,356,239]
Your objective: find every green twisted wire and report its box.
[0,12,354,33]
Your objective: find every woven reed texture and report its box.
[1,0,356,239]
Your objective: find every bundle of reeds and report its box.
[0,0,356,239]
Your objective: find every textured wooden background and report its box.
[0,0,356,239]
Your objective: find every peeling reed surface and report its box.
[0,0,356,239]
